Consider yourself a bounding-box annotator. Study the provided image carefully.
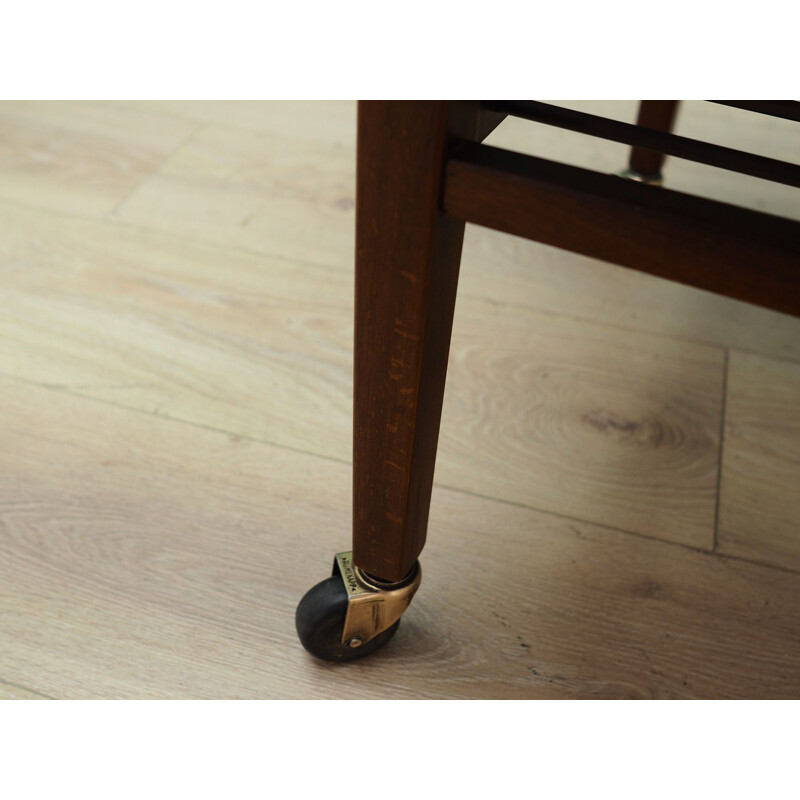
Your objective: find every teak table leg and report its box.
[296,101,497,661]
[627,100,680,183]
[352,101,484,582]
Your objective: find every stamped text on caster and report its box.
[296,551,421,661]
[334,551,421,648]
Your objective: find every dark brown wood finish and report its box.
[482,100,800,188]
[444,142,800,317]
[353,99,800,584]
[629,100,680,179]
[353,101,490,581]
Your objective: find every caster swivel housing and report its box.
[296,551,421,662]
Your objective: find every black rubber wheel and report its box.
[296,576,400,662]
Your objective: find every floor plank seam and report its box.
[456,289,800,366]
[1,197,798,369]
[1,102,798,699]
[104,123,207,221]
[0,194,340,283]
[433,481,800,577]
[4,367,798,579]
[0,368,353,466]
[103,213,353,276]
[0,676,55,700]
[712,348,731,552]
[93,203,800,366]
[88,102,356,144]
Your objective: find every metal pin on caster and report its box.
[295,551,421,662]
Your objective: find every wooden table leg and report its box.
[352,101,486,581]
[296,101,503,661]
[628,100,680,183]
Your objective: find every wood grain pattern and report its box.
[484,101,797,188]
[108,100,358,145]
[352,101,483,579]
[113,124,358,271]
[0,201,724,549]
[718,352,800,571]
[486,100,800,220]
[0,101,197,217]
[472,101,800,358]
[1,377,798,699]
[440,295,724,547]
[0,101,798,698]
[458,228,800,363]
[0,680,52,700]
[669,102,800,220]
[712,101,800,123]
[102,101,800,362]
[445,143,800,317]
[0,201,355,460]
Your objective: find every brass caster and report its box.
[618,167,663,186]
[295,551,421,662]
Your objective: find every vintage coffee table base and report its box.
[295,100,800,662]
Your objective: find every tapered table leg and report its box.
[352,100,486,581]
[627,100,680,183]
[296,101,500,660]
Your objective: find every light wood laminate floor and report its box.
[1,101,799,698]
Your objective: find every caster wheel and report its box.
[296,576,400,662]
